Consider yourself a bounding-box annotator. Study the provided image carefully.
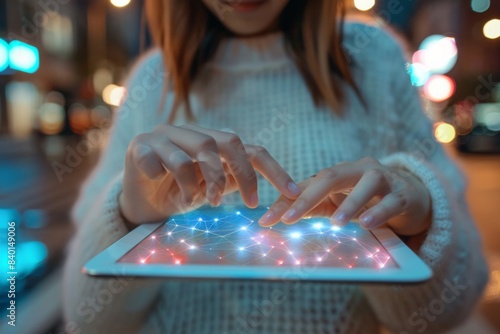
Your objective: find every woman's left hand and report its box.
[259,157,432,237]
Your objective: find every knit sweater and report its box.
[63,22,489,334]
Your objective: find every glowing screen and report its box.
[119,207,397,269]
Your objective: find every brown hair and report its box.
[146,0,359,123]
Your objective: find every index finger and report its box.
[245,145,302,200]
[280,165,363,224]
[181,124,259,207]
[182,125,301,205]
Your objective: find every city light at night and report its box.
[110,0,131,8]
[0,39,8,72]
[423,75,456,102]
[0,39,40,74]
[471,0,490,13]
[102,84,126,107]
[483,19,500,39]
[8,40,39,74]
[417,35,458,74]
[354,0,376,11]
[434,122,457,143]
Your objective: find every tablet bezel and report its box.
[83,210,432,284]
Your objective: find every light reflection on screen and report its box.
[119,206,397,269]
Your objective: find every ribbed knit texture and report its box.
[63,23,488,334]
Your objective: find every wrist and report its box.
[386,166,433,237]
[410,170,433,232]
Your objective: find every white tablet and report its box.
[83,206,432,283]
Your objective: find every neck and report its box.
[208,30,292,71]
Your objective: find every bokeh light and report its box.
[102,84,126,107]
[483,19,500,40]
[417,35,457,74]
[0,39,8,72]
[411,50,426,65]
[39,92,66,134]
[69,103,91,135]
[471,0,490,13]
[5,82,39,138]
[0,241,48,281]
[38,102,65,135]
[93,67,113,95]
[408,63,431,87]
[354,0,376,11]
[434,122,456,143]
[8,40,40,74]
[423,75,456,102]
[110,0,131,8]
[475,103,500,131]
[42,12,74,56]
[484,111,500,131]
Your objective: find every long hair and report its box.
[145,0,359,123]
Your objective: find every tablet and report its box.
[83,206,432,283]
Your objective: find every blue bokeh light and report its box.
[8,40,39,74]
[0,39,8,72]
[471,0,490,13]
[408,63,431,87]
[0,241,48,284]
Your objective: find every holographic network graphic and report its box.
[119,207,396,269]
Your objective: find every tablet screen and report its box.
[119,207,397,269]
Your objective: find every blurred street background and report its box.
[0,0,499,333]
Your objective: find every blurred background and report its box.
[0,0,499,333]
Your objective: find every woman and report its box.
[63,0,488,333]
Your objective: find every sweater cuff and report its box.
[379,153,454,270]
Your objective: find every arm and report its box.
[62,48,301,333]
[63,50,165,333]
[361,34,489,333]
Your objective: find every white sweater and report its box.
[63,23,488,334]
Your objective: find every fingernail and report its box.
[360,215,375,228]
[259,210,275,225]
[332,211,347,226]
[282,208,297,221]
[208,191,219,207]
[287,182,301,196]
[250,191,258,207]
[330,219,342,228]
[214,194,222,207]
[183,197,194,207]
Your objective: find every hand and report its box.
[259,157,432,237]
[119,124,302,225]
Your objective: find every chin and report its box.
[223,21,278,37]
[218,12,283,37]
[204,0,289,37]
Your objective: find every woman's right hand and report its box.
[119,124,302,225]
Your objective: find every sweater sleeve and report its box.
[361,30,489,334]
[63,50,165,333]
